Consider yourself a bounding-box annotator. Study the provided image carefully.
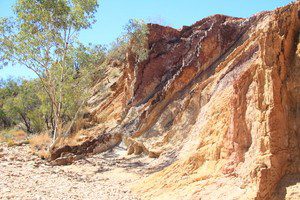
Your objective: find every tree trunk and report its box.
[52,108,62,140]
[64,100,86,137]
[20,113,32,133]
[49,107,62,153]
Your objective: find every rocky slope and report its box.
[51,2,300,199]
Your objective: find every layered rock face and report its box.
[52,2,300,199]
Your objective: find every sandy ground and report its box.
[0,144,151,200]
[1,143,299,200]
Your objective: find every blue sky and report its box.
[0,0,294,79]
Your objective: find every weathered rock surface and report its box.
[51,2,300,199]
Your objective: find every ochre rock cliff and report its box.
[51,2,300,199]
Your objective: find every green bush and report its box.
[107,19,149,63]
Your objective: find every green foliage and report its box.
[74,43,106,70]
[0,0,100,139]
[125,19,149,62]
[0,1,150,141]
[107,19,149,62]
[14,0,98,30]
[0,78,19,129]
[0,0,99,78]
[0,79,45,133]
[73,43,107,82]
[108,37,128,61]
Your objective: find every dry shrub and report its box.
[6,138,16,147]
[64,118,88,135]
[0,129,28,145]
[0,133,5,143]
[29,132,51,159]
[10,129,27,140]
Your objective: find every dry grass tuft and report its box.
[29,133,51,159]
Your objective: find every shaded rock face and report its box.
[52,2,300,199]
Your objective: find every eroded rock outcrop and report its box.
[51,2,300,199]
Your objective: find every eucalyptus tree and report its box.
[0,0,99,144]
[2,79,45,133]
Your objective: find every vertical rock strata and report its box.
[51,2,300,199]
